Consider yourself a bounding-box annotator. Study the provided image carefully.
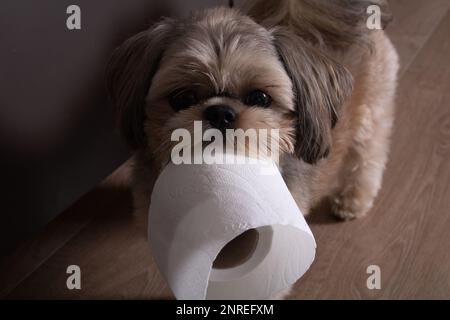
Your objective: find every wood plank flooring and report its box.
[1,0,450,299]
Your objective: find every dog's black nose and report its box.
[203,105,236,131]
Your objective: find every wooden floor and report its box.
[1,0,450,299]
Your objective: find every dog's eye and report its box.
[168,90,198,111]
[244,90,272,108]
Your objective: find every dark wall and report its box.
[0,0,229,256]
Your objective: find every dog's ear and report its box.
[273,28,353,164]
[106,19,176,148]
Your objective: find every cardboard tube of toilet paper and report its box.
[148,154,316,300]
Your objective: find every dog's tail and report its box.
[241,0,392,50]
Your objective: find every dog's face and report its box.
[107,8,353,165]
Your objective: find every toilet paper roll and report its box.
[148,154,316,300]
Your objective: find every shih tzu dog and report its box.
[106,0,399,297]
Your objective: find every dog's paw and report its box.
[331,193,372,221]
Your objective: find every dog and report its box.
[106,0,399,298]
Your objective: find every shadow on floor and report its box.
[306,198,344,225]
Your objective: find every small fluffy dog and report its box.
[106,0,399,297]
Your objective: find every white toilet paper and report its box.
[148,154,316,300]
